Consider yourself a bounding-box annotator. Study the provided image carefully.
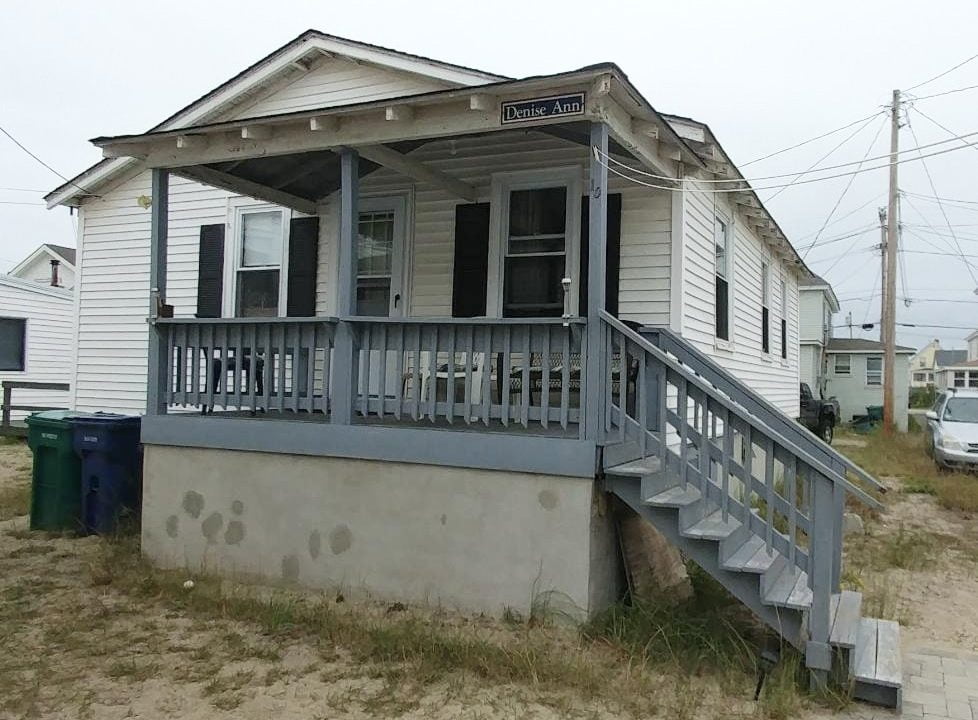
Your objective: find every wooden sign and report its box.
[500,93,586,124]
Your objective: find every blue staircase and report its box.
[597,313,902,708]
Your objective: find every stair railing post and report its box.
[584,121,609,443]
[807,467,835,687]
[830,458,846,592]
[332,148,360,425]
[147,168,169,417]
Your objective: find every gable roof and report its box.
[45,30,505,209]
[9,243,77,278]
[797,272,840,311]
[936,349,968,367]
[826,338,915,354]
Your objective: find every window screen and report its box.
[0,318,26,371]
[866,356,882,386]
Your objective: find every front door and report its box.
[356,196,406,402]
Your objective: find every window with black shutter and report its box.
[715,218,731,340]
[780,277,788,359]
[286,216,319,317]
[196,224,225,318]
[452,203,491,317]
[0,318,25,371]
[761,260,770,354]
[578,193,622,317]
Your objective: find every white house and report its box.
[825,338,913,431]
[43,31,899,704]
[909,338,967,388]
[0,245,76,428]
[798,274,839,396]
[934,329,978,390]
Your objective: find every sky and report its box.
[1,0,977,349]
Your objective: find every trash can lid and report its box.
[26,410,105,428]
[70,412,141,428]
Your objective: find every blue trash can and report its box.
[71,414,142,534]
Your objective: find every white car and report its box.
[925,388,978,470]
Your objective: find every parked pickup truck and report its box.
[799,382,839,444]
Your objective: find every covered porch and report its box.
[95,66,701,475]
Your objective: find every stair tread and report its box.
[683,510,740,540]
[606,456,662,478]
[722,536,767,570]
[764,566,809,607]
[646,485,701,507]
[853,618,902,688]
[785,572,813,609]
[829,591,863,648]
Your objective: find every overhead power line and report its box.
[910,83,978,102]
[741,110,886,166]
[0,187,46,193]
[905,52,978,92]
[0,123,94,198]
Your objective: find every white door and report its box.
[356,197,406,402]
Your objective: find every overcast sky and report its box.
[2,0,976,348]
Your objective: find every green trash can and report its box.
[25,410,97,531]
[866,405,884,422]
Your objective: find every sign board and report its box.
[500,93,586,125]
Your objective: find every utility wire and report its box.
[905,52,978,92]
[903,190,978,206]
[0,187,46,193]
[912,106,978,158]
[905,115,978,283]
[763,114,882,202]
[597,126,978,186]
[795,194,886,241]
[740,110,886,166]
[910,83,978,102]
[0,201,44,206]
[0,123,94,198]
[591,136,978,194]
[801,117,888,257]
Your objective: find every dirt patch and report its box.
[0,439,31,521]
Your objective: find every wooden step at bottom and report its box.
[645,484,701,508]
[606,456,662,478]
[762,566,812,610]
[829,591,863,648]
[682,510,740,540]
[853,618,902,689]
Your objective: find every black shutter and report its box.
[579,193,623,317]
[451,202,491,317]
[286,216,320,317]
[196,224,225,318]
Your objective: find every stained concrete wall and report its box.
[142,446,622,618]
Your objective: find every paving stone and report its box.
[903,701,926,717]
[912,677,951,693]
[947,700,974,720]
[945,673,978,690]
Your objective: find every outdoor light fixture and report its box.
[561,277,572,326]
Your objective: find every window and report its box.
[780,278,788,360]
[913,372,927,382]
[503,186,568,317]
[715,218,732,340]
[0,318,26,371]
[833,354,851,376]
[954,371,967,388]
[235,209,286,317]
[357,210,397,316]
[969,372,978,388]
[866,356,882,386]
[760,261,770,354]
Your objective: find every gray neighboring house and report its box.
[825,338,914,431]
[798,274,839,397]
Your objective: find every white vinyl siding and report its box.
[230,57,450,118]
[0,279,73,420]
[798,289,828,344]
[681,182,801,417]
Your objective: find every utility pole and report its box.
[878,206,887,346]
[883,89,900,434]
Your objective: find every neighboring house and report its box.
[825,338,914,431]
[909,338,967,388]
[0,245,75,425]
[934,330,978,390]
[798,274,839,397]
[43,31,899,703]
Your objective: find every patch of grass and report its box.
[106,657,160,681]
[203,670,254,696]
[838,429,978,512]
[0,483,30,521]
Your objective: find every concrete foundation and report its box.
[142,445,623,618]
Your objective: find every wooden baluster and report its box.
[376,324,388,418]
[744,424,755,541]
[501,325,511,426]
[765,437,775,556]
[445,325,456,424]
[262,323,272,411]
[657,364,667,461]
[617,330,626,443]
[481,325,492,427]
[787,454,797,571]
[428,325,438,422]
[304,324,316,413]
[231,323,241,411]
[205,324,217,411]
[463,324,474,424]
[322,324,333,416]
[637,347,647,457]
[413,324,422,421]
[290,323,301,414]
[218,324,229,411]
[247,323,257,413]
[520,325,530,428]
[721,407,732,522]
[393,323,404,420]
[604,326,613,434]
[276,323,287,413]
[360,323,371,417]
[678,381,689,488]
[699,392,710,497]
[560,328,570,431]
[540,327,550,430]
[164,322,175,408]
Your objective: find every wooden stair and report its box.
[605,457,902,709]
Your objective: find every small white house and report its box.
[41,31,900,703]
[825,338,913,431]
[0,245,76,426]
[798,274,838,396]
[934,330,978,390]
[908,339,967,388]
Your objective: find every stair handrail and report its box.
[638,325,885,497]
[600,312,882,510]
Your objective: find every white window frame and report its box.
[833,354,851,376]
[714,212,734,349]
[866,356,882,386]
[0,316,27,372]
[224,200,293,318]
[487,167,582,318]
[954,371,966,388]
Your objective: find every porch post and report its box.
[585,122,609,442]
[147,168,169,416]
[331,148,359,424]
